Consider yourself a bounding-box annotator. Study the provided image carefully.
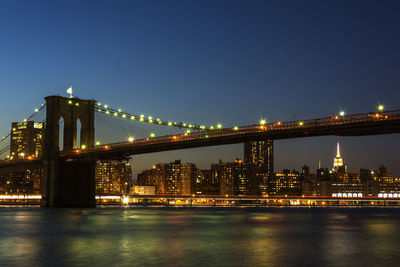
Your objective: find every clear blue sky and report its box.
[1,0,399,177]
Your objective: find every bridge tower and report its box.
[41,95,96,207]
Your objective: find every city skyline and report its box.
[134,139,395,180]
[1,0,400,176]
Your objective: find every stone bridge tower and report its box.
[41,95,96,207]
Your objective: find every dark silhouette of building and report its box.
[219,159,259,196]
[244,140,273,174]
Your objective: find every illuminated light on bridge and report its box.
[260,119,266,125]
[339,111,345,116]
[128,137,134,143]
[378,105,384,111]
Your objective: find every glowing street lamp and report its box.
[128,137,134,143]
[260,119,266,125]
[378,105,384,112]
[339,111,345,116]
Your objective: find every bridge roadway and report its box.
[0,109,399,167]
[62,109,400,160]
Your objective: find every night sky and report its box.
[1,0,399,178]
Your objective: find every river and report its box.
[0,207,399,266]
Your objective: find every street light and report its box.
[378,105,384,112]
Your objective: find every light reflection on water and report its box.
[0,207,400,267]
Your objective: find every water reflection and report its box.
[0,208,399,266]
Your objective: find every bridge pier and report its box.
[41,159,96,207]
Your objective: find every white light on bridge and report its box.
[339,111,345,116]
[128,137,134,143]
[260,119,266,125]
[378,105,384,111]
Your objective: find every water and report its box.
[0,207,399,267]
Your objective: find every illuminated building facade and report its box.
[333,139,345,171]
[95,160,132,195]
[130,185,156,195]
[137,160,198,195]
[10,121,43,159]
[270,169,303,196]
[0,167,42,195]
[244,140,273,174]
[219,159,259,196]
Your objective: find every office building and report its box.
[10,121,43,159]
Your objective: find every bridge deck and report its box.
[62,109,400,159]
[1,109,400,164]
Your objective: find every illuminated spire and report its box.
[333,137,344,170]
[336,140,340,158]
[318,160,321,169]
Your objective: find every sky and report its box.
[0,0,399,178]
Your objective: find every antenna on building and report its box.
[66,86,73,98]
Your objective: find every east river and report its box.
[0,207,399,267]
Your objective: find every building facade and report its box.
[95,160,132,195]
[10,121,43,159]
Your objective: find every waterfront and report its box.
[0,207,399,266]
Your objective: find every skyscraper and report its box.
[244,140,274,173]
[333,138,346,172]
[10,121,43,159]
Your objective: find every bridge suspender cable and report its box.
[94,103,212,131]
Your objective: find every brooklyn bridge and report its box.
[0,95,399,207]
